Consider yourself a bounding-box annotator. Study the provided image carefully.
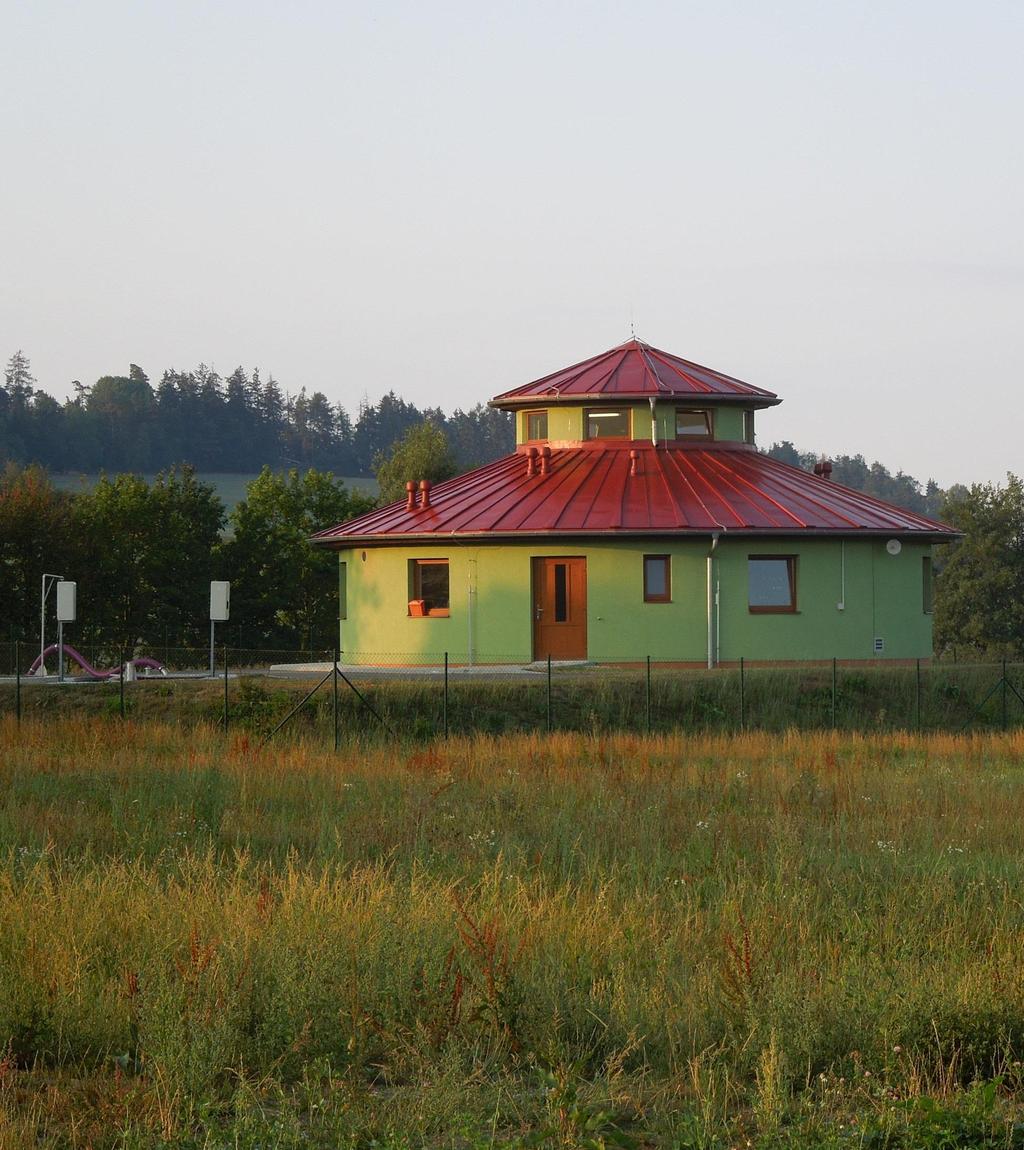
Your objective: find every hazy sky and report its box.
[2,0,1021,487]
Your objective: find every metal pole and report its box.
[40,574,46,673]
[223,645,229,731]
[57,621,64,683]
[646,655,652,734]
[119,649,126,719]
[15,641,21,723]
[209,619,216,678]
[1003,659,1008,731]
[333,647,339,751]
[916,658,922,730]
[443,651,449,739]
[831,657,837,729]
[546,655,552,732]
[739,657,745,730]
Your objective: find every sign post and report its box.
[209,581,230,677]
[39,573,66,677]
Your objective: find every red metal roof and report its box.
[490,339,780,408]
[312,444,958,545]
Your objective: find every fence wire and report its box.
[1,639,1021,741]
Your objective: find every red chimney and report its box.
[539,446,551,476]
[419,479,432,509]
[525,446,538,477]
[813,457,833,480]
[629,449,640,477]
[405,481,417,510]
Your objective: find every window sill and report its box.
[749,607,799,614]
[644,598,672,604]
[409,609,450,618]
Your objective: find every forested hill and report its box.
[0,353,514,475]
[2,351,951,512]
[765,441,949,519]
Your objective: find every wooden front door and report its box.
[532,557,587,660]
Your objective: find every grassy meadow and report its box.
[2,718,1024,1147]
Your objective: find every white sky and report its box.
[1,0,1021,487]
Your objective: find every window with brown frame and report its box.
[748,555,797,613]
[743,410,755,445]
[409,559,450,617]
[675,408,713,439]
[922,556,933,614]
[525,410,548,442]
[585,408,631,439]
[643,555,671,602]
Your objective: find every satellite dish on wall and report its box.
[886,539,902,556]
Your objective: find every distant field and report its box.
[50,471,378,514]
[2,719,1024,1147]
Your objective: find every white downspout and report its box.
[838,540,846,611]
[707,532,720,669]
[467,557,477,667]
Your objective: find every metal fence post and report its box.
[646,655,652,734]
[831,657,837,730]
[223,645,229,731]
[1003,659,1008,730]
[333,647,339,751]
[739,657,746,730]
[15,640,20,724]
[443,651,449,739]
[546,655,552,733]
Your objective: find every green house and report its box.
[313,340,957,666]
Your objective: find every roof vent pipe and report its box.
[629,449,640,477]
[539,446,551,477]
[649,397,658,446]
[525,446,538,477]
[419,479,432,509]
[813,457,833,480]
[405,481,417,511]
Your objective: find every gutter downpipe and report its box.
[707,532,721,669]
[467,556,477,668]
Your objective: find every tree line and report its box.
[2,458,1021,660]
[0,351,513,475]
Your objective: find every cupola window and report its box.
[675,408,713,439]
[525,410,548,442]
[586,408,631,439]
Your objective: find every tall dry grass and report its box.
[2,717,1024,1146]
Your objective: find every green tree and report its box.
[0,464,79,643]
[73,467,224,647]
[374,422,458,504]
[3,350,35,405]
[933,474,1024,657]
[218,468,375,649]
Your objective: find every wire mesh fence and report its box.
[1,637,1022,741]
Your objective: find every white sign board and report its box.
[56,580,77,622]
[210,581,230,622]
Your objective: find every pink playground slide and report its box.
[28,644,167,680]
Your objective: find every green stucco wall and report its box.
[516,402,750,445]
[336,537,934,665]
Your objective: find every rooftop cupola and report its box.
[492,339,777,450]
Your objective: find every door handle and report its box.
[535,605,543,620]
